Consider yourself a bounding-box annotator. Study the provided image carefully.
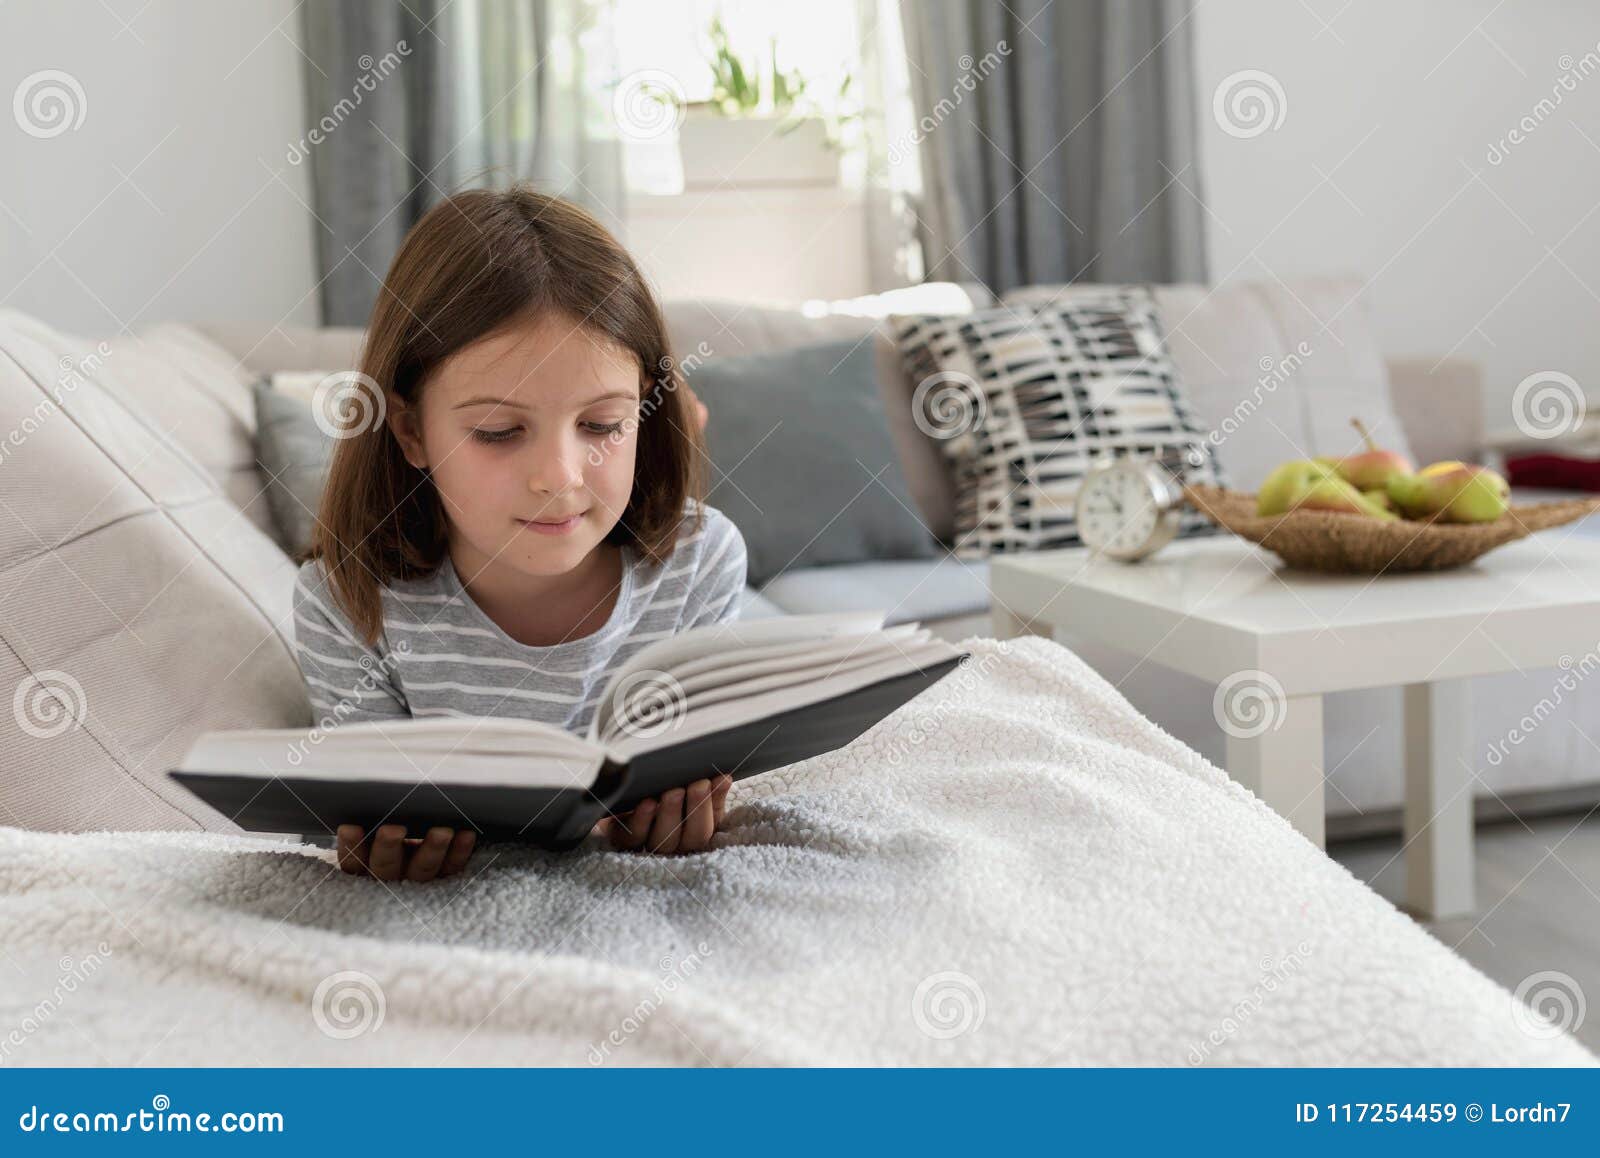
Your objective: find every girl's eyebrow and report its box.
[451,389,638,411]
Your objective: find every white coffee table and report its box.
[988,533,1600,920]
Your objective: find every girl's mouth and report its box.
[516,512,585,536]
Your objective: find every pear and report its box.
[1325,418,1413,491]
[1387,461,1509,523]
[1298,477,1399,521]
[1257,460,1397,520]
[1441,464,1510,523]
[1362,488,1396,513]
[1258,459,1338,516]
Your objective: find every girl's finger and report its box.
[611,800,655,850]
[680,779,715,851]
[647,788,685,854]
[335,825,369,875]
[368,825,407,881]
[405,827,453,882]
[711,774,732,828]
[439,829,476,876]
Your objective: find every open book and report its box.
[169,611,970,850]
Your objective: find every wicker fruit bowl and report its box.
[1184,484,1600,573]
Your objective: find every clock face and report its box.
[1076,467,1159,555]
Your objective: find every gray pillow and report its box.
[686,338,937,586]
[252,377,333,555]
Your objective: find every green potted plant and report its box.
[677,16,856,188]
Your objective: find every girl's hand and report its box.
[593,775,732,854]
[335,824,476,881]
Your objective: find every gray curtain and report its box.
[300,0,624,325]
[902,0,1206,292]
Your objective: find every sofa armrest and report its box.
[1387,357,1485,466]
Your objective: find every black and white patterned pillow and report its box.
[893,286,1226,557]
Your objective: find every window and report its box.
[610,0,916,198]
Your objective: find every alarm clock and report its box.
[1072,454,1188,561]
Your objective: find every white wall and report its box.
[0,0,319,335]
[1194,0,1600,431]
[5,0,1597,427]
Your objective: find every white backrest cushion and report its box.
[1148,282,1330,489]
[1156,279,1416,488]
[0,314,309,834]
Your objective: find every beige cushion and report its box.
[0,314,309,834]
[0,312,274,540]
[192,322,366,379]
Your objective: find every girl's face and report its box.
[391,310,642,582]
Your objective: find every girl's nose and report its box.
[526,434,585,495]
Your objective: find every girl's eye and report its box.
[471,427,519,445]
[582,420,626,436]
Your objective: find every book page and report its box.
[672,628,929,703]
[588,610,888,741]
[602,640,961,760]
[178,734,602,790]
[180,716,603,788]
[668,623,924,687]
[666,638,933,724]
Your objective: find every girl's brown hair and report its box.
[306,185,705,646]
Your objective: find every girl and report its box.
[291,187,745,881]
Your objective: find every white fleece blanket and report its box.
[0,636,1592,1067]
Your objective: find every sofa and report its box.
[1,276,1594,839]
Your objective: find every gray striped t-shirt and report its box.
[290,501,748,737]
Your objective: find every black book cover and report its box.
[170,653,968,851]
